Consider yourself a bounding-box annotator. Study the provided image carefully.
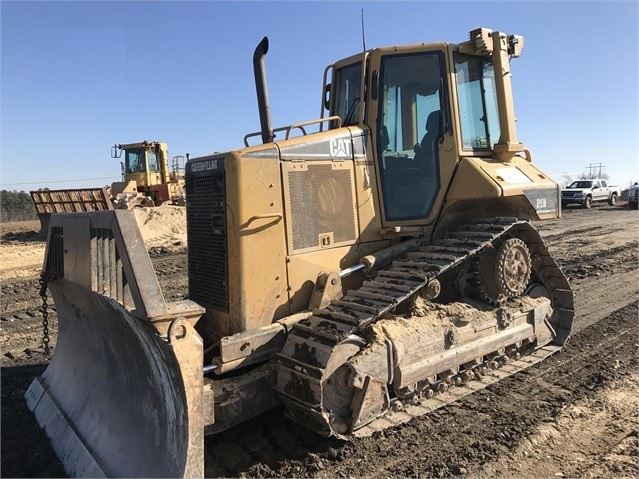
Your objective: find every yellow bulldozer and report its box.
[26,28,573,477]
[29,141,186,237]
[109,140,186,208]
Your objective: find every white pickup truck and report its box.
[561,179,620,209]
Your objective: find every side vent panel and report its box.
[284,162,358,254]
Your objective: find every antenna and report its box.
[361,9,366,51]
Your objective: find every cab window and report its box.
[454,53,500,150]
[333,63,362,126]
[147,151,159,173]
[124,149,145,173]
[377,52,445,221]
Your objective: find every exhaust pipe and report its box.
[253,36,275,144]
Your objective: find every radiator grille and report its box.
[287,164,357,252]
[187,171,228,311]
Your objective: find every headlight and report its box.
[574,192,583,197]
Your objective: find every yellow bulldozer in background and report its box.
[109,140,186,208]
[30,141,186,237]
[26,28,573,477]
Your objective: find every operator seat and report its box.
[412,110,441,217]
[414,110,440,171]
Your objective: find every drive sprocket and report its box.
[496,237,532,296]
[479,237,531,303]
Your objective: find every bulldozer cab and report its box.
[112,141,170,188]
[323,28,549,230]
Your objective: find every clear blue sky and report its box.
[1,0,637,193]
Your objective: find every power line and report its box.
[586,163,606,179]
[2,176,118,187]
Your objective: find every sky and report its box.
[1,0,638,193]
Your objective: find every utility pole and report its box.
[586,163,605,179]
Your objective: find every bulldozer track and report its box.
[276,217,574,436]
[352,344,562,437]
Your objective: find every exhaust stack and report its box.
[253,36,275,144]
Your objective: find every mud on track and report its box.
[203,302,638,479]
[1,206,638,477]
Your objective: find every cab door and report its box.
[597,180,609,201]
[365,45,455,228]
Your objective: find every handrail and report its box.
[244,125,298,147]
[285,116,342,140]
[319,63,334,129]
[243,116,343,147]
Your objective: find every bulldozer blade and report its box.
[25,281,203,478]
[24,210,206,478]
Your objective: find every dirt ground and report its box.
[1,203,638,478]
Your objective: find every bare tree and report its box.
[579,171,610,180]
[562,173,576,186]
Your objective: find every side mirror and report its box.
[111,144,122,159]
[324,83,331,111]
[371,70,379,100]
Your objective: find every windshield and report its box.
[569,181,593,189]
[454,53,500,150]
[124,148,146,173]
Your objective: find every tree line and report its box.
[1,190,38,222]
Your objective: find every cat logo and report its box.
[329,138,351,158]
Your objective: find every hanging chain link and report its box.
[39,269,56,357]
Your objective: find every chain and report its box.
[39,269,56,357]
